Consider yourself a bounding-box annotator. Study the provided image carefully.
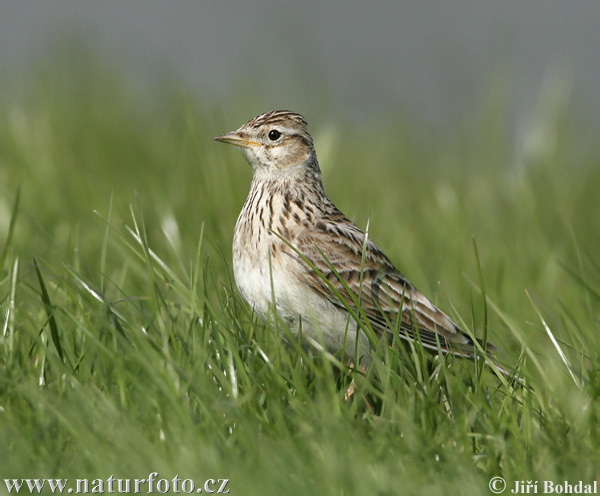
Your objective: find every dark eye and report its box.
[268,129,281,141]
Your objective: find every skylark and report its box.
[215,110,498,371]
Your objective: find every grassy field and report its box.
[1,54,599,495]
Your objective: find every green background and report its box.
[0,44,599,495]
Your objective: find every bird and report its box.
[215,110,502,375]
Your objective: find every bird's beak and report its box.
[214,131,260,149]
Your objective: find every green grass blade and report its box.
[0,185,21,271]
[33,257,66,365]
[526,289,581,389]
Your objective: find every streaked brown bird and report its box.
[215,110,500,372]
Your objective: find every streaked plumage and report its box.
[215,110,493,365]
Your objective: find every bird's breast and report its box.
[232,182,316,319]
[231,180,371,358]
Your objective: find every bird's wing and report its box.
[291,215,487,356]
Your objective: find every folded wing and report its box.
[292,214,488,357]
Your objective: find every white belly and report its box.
[233,242,371,361]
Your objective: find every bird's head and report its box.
[215,110,317,174]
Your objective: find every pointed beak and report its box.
[214,131,260,149]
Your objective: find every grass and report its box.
[1,51,599,495]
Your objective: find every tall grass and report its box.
[0,52,598,495]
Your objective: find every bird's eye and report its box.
[268,129,282,141]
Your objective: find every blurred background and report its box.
[3,1,600,129]
[0,0,599,328]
